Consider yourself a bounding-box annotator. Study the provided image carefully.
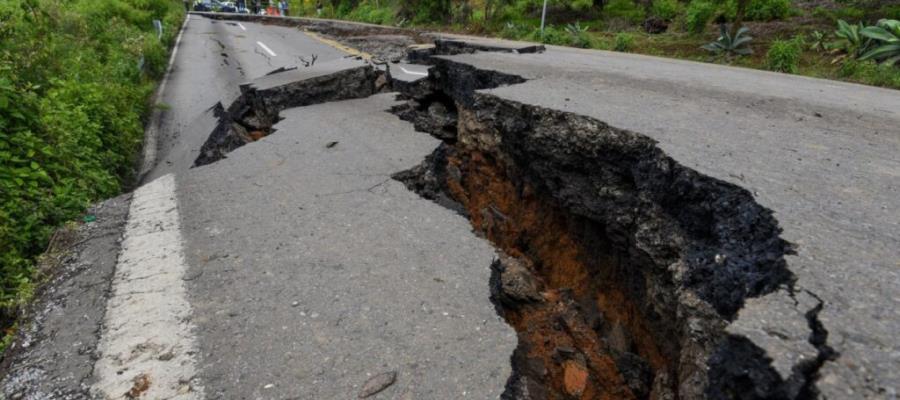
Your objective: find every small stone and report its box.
[264,383,274,389]
[563,360,588,396]
[359,371,397,398]
[291,301,300,307]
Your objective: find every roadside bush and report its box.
[604,0,646,24]
[565,22,594,48]
[839,59,900,88]
[724,0,792,21]
[614,32,635,51]
[346,1,395,25]
[527,26,570,45]
[0,0,183,350]
[651,0,680,21]
[767,37,803,73]
[685,0,717,34]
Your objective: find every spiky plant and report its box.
[702,25,753,56]
[859,19,900,66]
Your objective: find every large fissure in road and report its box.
[184,23,830,396]
[389,55,826,399]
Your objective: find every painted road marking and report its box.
[237,22,247,31]
[257,41,277,57]
[399,66,428,77]
[92,174,204,399]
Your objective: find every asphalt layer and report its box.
[177,94,515,398]
[3,14,899,400]
[436,45,900,398]
[145,15,346,181]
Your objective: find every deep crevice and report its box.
[388,55,825,399]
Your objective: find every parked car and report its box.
[219,1,237,12]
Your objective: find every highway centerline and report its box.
[237,22,246,31]
[256,41,277,57]
[92,174,204,399]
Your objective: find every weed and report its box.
[685,0,718,34]
[565,22,594,48]
[604,0,646,25]
[615,32,636,51]
[767,37,803,73]
[651,0,680,21]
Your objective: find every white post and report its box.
[540,0,548,35]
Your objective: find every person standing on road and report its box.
[183,0,191,12]
[316,0,322,16]
[281,0,290,16]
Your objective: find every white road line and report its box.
[139,15,189,181]
[399,66,428,76]
[256,40,277,57]
[92,174,204,399]
[237,22,246,31]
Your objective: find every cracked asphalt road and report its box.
[2,14,898,400]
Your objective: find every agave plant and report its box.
[808,30,826,52]
[828,19,870,62]
[565,22,589,36]
[702,24,753,55]
[859,19,900,66]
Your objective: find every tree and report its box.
[730,0,748,37]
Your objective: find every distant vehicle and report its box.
[193,0,237,12]
[219,1,237,12]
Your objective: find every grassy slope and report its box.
[0,0,185,351]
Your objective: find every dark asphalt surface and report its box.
[3,14,898,400]
[436,44,900,399]
[146,15,346,181]
[146,16,517,399]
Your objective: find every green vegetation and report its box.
[703,24,753,55]
[614,32,635,51]
[300,0,898,89]
[650,0,680,21]
[767,36,803,72]
[859,19,900,65]
[0,0,184,349]
[684,0,718,34]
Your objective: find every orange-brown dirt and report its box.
[445,148,676,399]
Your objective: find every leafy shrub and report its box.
[813,6,866,23]
[839,59,900,88]
[346,1,395,25]
[808,30,827,52]
[0,0,183,350]
[650,0,680,21]
[614,32,635,51]
[685,0,717,34]
[829,19,873,61]
[527,26,570,46]
[740,0,792,21]
[501,21,529,39]
[767,37,803,73]
[604,0,646,24]
[702,25,753,55]
[859,19,900,65]
[565,22,594,48]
